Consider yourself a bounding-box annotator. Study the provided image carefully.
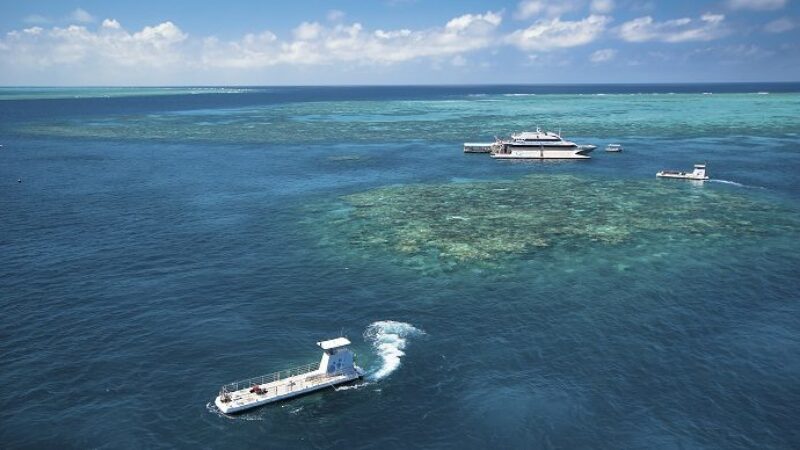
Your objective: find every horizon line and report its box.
[2,81,800,89]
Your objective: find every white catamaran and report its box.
[489,128,596,159]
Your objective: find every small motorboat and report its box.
[214,337,364,414]
[605,144,623,152]
[656,163,709,181]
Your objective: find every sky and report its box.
[0,0,798,85]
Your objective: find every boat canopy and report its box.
[512,131,560,140]
[317,337,351,350]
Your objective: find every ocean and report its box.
[1,84,799,448]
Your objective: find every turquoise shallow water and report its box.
[17,91,800,144]
[1,85,799,448]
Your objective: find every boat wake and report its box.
[363,321,425,381]
[333,382,370,391]
[709,179,766,189]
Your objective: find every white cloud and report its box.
[1,20,187,69]
[102,19,121,30]
[8,6,786,84]
[618,13,728,43]
[293,22,323,40]
[764,17,794,33]
[327,10,346,22]
[506,15,610,51]
[22,27,44,36]
[2,12,505,74]
[68,8,95,24]
[202,11,503,68]
[515,1,580,19]
[132,22,187,49]
[727,0,786,10]
[590,0,615,14]
[590,48,617,62]
[447,12,502,30]
[514,0,614,19]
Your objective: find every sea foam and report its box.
[364,321,425,381]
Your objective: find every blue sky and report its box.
[0,0,798,85]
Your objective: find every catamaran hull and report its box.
[491,150,593,159]
[491,154,591,159]
[491,145,595,160]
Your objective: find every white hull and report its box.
[492,148,591,159]
[215,337,363,415]
[463,143,495,153]
[656,173,709,181]
[215,367,364,414]
[657,164,709,181]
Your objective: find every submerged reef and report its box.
[15,93,800,144]
[311,175,798,266]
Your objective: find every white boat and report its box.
[215,337,364,414]
[656,163,709,181]
[490,128,596,160]
[605,144,623,152]
[463,142,494,153]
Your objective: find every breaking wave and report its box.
[364,321,425,381]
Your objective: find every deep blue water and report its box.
[1,84,800,449]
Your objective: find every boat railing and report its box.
[220,362,320,394]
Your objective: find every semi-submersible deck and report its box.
[214,337,364,414]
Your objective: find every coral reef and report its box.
[313,175,798,265]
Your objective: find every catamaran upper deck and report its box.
[506,128,581,148]
[510,129,564,142]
